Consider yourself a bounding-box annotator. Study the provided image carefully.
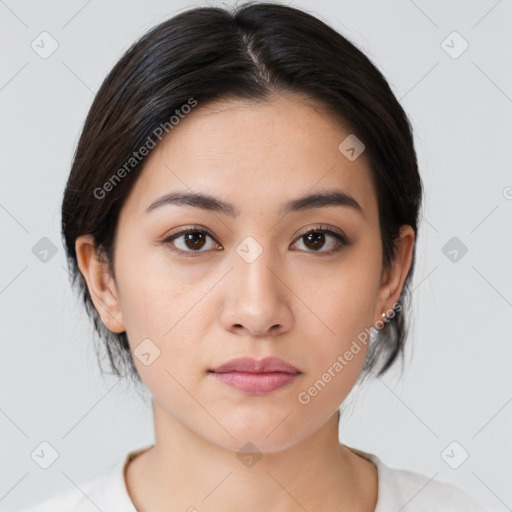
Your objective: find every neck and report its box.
[125,400,377,512]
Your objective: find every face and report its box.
[77,93,413,453]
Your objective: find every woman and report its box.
[21,2,487,510]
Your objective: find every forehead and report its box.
[121,94,378,223]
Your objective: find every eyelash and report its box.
[162,224,349,259]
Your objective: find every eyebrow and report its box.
[145,189,364,218]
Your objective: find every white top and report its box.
[18,445,487,511]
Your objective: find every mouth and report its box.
[209,356,302,395]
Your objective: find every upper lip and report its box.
[211,357,301,374]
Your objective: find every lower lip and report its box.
[211,371,299,394]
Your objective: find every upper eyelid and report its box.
[164,226,215,242]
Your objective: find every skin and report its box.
[76,93,415,512]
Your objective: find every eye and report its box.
[162,224,349,258]
[163,227,222,258]
[291,225,349,254]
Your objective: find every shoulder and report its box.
[16,470,111,512]
[379,464,487,511]
[15,447,143,512]
[350,447,488,512]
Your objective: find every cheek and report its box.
[330,245,382,330]
[296,329,369,416]
[304,260,379,341]
[296,249,380,394]
[114,238,186,336]
[114,264,206,383]
[119,276,183,341]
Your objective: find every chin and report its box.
[213,430,304,455]
[208,412,312,454]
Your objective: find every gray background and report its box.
[1,0,511,510]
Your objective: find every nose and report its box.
[219,243,293,338]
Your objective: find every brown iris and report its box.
[183,232,208,250]
[303,231,326,251]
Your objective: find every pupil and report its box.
[185,232,206,250]
[305,232,325,250]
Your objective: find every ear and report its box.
[374,225,415,324]
[75,234,125,333]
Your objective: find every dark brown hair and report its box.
[61,1,423,386]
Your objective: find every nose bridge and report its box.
[234,234,281,304]
[221,233,292,335]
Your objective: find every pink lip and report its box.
[210,357,301,395]
[211,356,300,374]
